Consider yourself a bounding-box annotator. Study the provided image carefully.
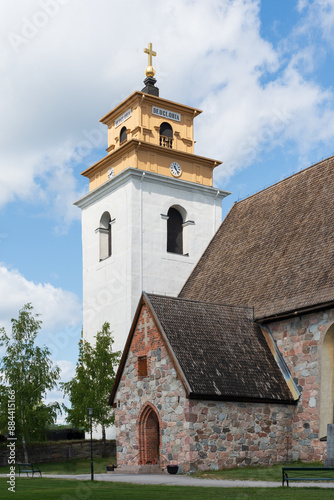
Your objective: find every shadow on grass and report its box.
[0,478,334,500]
[0,456,117,476]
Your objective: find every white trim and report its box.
[182,220,195,227]
[140,172,145,292]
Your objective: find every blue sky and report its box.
[1,0,334,418]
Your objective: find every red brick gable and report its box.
[109,295,189,406]
[130,305,164,379]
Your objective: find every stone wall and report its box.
[268,307,334,462]
[186,400,294,471]
[0,440,116,467]
[115,304,298,472]
[114,304,187,469]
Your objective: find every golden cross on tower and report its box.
[144,42,157,78]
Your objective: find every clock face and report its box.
[170,161,182,177]
[108,168,114,179]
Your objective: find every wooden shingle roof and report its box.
[146,294,294,403]
[180,156,334,319]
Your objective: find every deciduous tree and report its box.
[0,304,60,462]
[61,322,121,445]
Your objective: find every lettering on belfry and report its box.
[115,109,132,128]
[152,106,181,122]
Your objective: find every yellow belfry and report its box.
[144,42,157,77]
[80,43,221,190]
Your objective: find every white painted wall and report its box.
[75,168,229,439]
[76,168,228,353]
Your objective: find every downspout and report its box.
[140,172,145,292]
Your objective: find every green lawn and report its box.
[0,457,327,481]
[193,460,325,482]
[0,456,116,475]
[0,478,333,500]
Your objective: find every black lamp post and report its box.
[88,408,94,481]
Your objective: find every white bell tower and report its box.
[75,44,229,354]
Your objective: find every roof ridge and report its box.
[146,292,252,311]
[235,154,334,206]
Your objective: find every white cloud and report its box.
[297,1,334,49]
[57,359,76,381]
[0,0,334,211]
[0,266,81,418]
[44,360,76,425]
[0,265,81,334]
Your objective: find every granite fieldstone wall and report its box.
[268,307,334,462]
[114,304,188,469]
[115,305,299,471]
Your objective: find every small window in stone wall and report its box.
[138,356,148,377]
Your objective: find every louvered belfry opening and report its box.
[138,404,160,465]
[159,122,173,148]
[120,126,127,143]
[167,207,183,254]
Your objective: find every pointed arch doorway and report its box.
[138,403,160,465]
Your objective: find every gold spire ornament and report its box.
[144,42,157,77]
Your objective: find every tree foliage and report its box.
[0,304,61,461]
[61,322,121,442]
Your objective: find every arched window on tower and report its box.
[120,126,127,144]
[167,207,183,254]
[159,122,173,148]
[98,212,112,261]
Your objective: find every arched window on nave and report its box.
[320,324,334,438]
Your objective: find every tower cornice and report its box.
[74,167,230,210]
[81,138,221,178]
[80,138,222,191]
[100,91,202,126]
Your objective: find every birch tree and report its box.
[61,322,121,446]
[0,304,60,462]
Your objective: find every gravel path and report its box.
[14,473,333,488]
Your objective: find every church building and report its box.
[75,43,334,469]
[110,154,334,472]
[108,49,334,471]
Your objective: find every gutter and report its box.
[255,300,334,323]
